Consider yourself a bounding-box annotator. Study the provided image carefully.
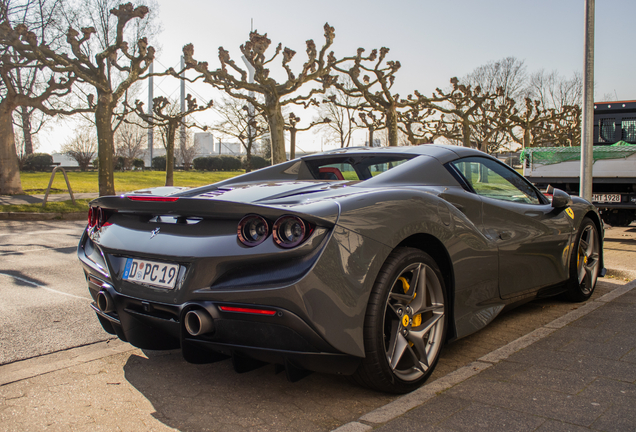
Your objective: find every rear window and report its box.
[304,155,415,181]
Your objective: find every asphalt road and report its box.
[0,220,110,365]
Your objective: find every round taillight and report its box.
[273,216,307,249]
[237,215,269,247]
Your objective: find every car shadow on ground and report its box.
[121,279,623,432]
[123,349,393,432]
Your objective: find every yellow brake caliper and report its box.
[397,276,422,337]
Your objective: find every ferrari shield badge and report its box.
[565,208,575,219]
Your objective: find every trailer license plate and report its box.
[592,194,621,203]
[123,258,179,289]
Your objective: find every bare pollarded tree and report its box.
[3,3,159,195]
[424,77,499,149]
[182,23,338,164]
[5,0,69,157]
[285,112,330,159]
[398,107,459,146]
[0,0,85,194]
[353,108,385,147]
[462,57,529,153]
[333,47,427,147]
[130,94,212,186]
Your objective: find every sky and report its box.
[39,0,636,153]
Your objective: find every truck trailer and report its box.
[523,100,636,226]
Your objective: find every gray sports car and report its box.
[78,144,604,393]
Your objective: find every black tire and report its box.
[565,217,600,302]
[353,247,447,394]
[601,210,635,227]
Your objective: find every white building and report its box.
[51,153,79,167]
[194,132,216,155]
[194,132,242,157]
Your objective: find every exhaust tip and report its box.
[185,309,215,336]
[96,290,115,313]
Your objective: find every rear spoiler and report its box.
[89,195,340,226]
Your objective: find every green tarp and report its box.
[520,141,636,166]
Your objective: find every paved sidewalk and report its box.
[0,193,98,221]
[0,193,98,206]
[335,280,636,432]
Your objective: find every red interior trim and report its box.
[318,167,345,180]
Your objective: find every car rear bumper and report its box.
[85,273,361,376]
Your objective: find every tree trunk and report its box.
[523,128,531,149]
[265,95,286,164]
[95,92,116,196]
[0,102,23,194]
[289,129,296,160]
[245,152,252,173]
[19,106,34,155]
[165,123,176,186]
[386,107,398,146]
[369,127,374,147]
[462,119,471,148]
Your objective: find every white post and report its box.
[148,62,154,166]
[580,0,595,201]
[180,56,186,153]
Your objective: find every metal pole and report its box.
[180,56,186,150]
[148,62,154,166]
[580,0,595,201]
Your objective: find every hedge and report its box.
[244,155,270,170]
[22,153,53,171]
[152,155,167,171]
[192,155,243,171]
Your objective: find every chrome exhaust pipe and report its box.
[96,290,115,313]
[184,309,215,336]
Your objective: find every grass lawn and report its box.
[19,170,244,194]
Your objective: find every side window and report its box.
[451,157,541,205]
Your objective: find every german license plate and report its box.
[123,258,179,289]
[592,194,621,203]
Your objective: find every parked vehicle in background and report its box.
[523,100,636,226]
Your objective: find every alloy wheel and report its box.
[577,224,600,295]
[383,262,445,382]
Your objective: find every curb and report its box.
[0,211,86,221]
[606,267,636,280]
[0,339,135,387]
[332,278,636,432]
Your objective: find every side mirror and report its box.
[551,188,573,209]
